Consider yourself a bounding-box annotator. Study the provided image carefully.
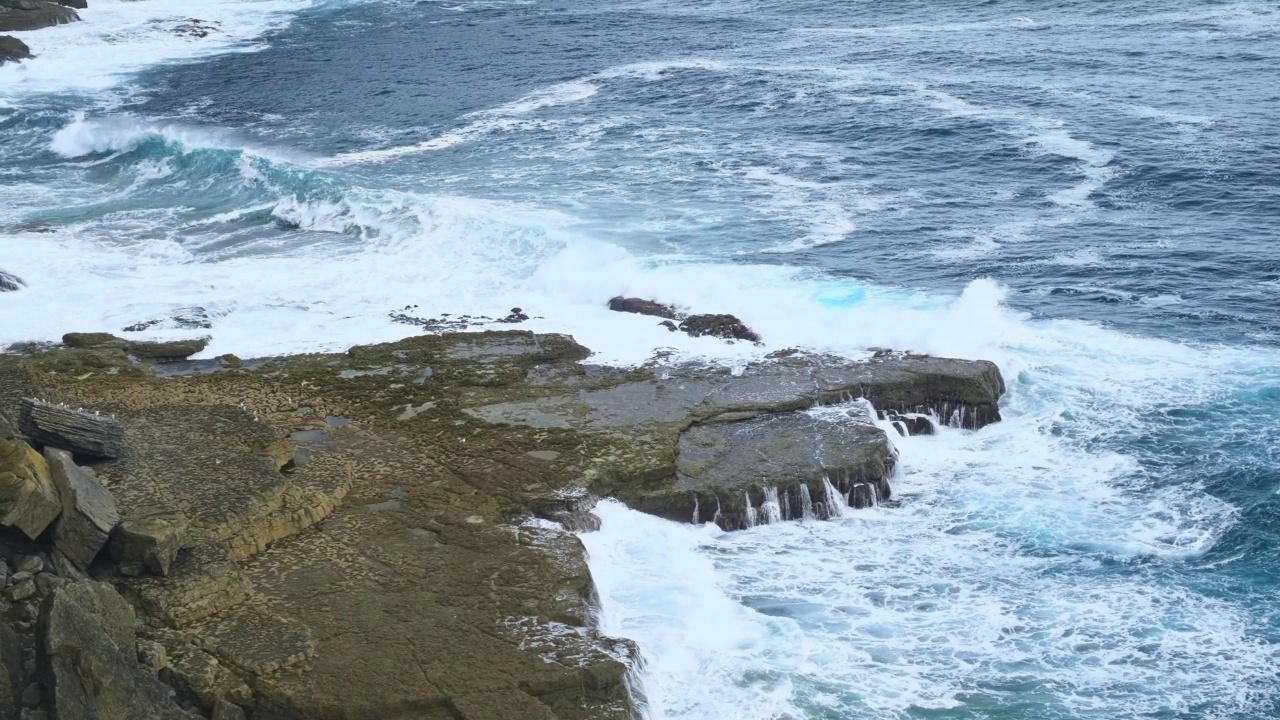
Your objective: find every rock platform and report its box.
[0,330,1003,719]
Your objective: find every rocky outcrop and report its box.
[0,0,77,33]
[607,296,677,319]
[624,406,895,530]
[0,440,60,540]
[62,332,208,361]
[677,313,761,342]
[607,297,762,342]
[0,270,23,292]
[45,448,119,570]
[37,581,199,719]
[19,398,126,459]
[0,329,1005,720]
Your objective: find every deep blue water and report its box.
[3,1,1280,717]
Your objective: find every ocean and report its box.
[3,0,1280,717]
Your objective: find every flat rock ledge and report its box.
[0,330,1004,719]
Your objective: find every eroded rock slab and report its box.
[0,0,77,32]
[46,448,120,570]
[19,398,126,459]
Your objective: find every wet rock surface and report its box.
[0,270,24,291]
[0,0,77,32]
[0,329,1004,719]
[19,398,126,459]
[606,296,762,342]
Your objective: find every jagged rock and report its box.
[607,296,678,319]
[4,579,33,601]
[0,0,77,32]
[46,448,120,570]
[33,573,64,596]
[885,410,935,436]
[19,398,126,459]
[110,507,189,576]
[51,0,84,8]
[137,640,169,672]
[678,313,761,342]
[61,332,128,349]
[0,440,61,540]
[0,37,27,65]
[13,556,40,574]
[37,581,199,719]
[47,550,85,580]
[128,338,208,361]
[114,544,252,627]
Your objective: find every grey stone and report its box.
[127,338,208,361]
[13,556,41,575]
[0,1,78,33]
[37,582,200,720]
[19,682,39,708]
[5,579,33,602]
[110,507,188,576]
[211,699,247,720]
[33,573,64,597]
[9,571,30,585]
[47,550,85,580]
[1,620,19,720]
[45,449,120,570]
[19,399,126,460]
[0,37,29,65]
[137,640,168,672]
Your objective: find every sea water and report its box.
[2,1,1279,717]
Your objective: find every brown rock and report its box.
[678,313,761,342]
[606,296,678,319]
[61,332,127,349]
[0,439,61,540]
[0,37,26,65]
[127,338,208,361]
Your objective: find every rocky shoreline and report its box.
[0,328,1004,719]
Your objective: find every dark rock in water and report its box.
[884,410,935,436]
[621,408,895,530]
[52,0,84,7]
[0,438,61,540]
[658,320,678,332]
[45,448,120,571]
[123,306,212,333]
[0,269,24,291]
[62,332,128,349]
[110,506,188,576]
[19,398,126,460]
[171,17,219,38]
[37,581,201,719]
[678,313,762,342]
[0,34,29,64]
[128,338,208,361]
[0,0,78,32]
[497,307,529,324]
[607,296,679,319]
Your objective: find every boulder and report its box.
[19,398,126,460]
[0,440,61,540]
[61,332,128,349]
[606,296,678,319]
[45,449,119,570]
[0,269,23,292]
[36,581,200,720]
[110,507,188,576]
[128,338,207,361]
[0,0,77,32]
[678,313,761,342]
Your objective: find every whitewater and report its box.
[3,0,1280,717]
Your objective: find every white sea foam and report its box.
[49,113,313,164]
[0,0,321,99]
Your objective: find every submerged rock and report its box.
[0,269,24,291]
[677,313,761,342]
[19,398,126,459]
[0,0,78,32]
[607,296,678,319]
